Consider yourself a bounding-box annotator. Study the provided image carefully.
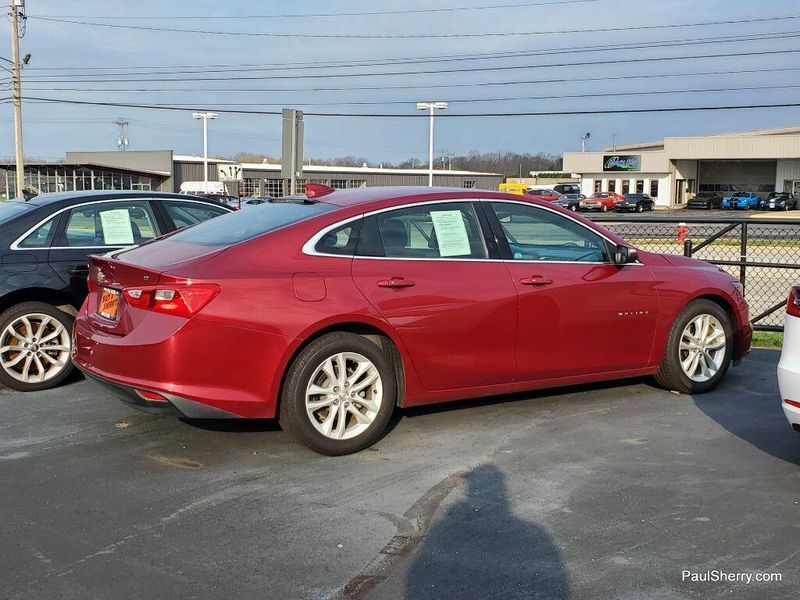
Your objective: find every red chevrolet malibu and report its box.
[72,186,751,455]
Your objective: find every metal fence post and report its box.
[683,240,693,257]
[740,221,748,292]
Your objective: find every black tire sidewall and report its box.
[281,333,397,455]
[0,302,75,392]
[661,300,734,394]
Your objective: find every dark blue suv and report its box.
[0,191,231,391]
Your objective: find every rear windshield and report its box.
[0,201,34,226]
[166,201,336,246]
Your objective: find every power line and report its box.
[26,83,800,107]
[29,0,601,20]
[18,48,800,84]
[24,96,800,118]
[20,30,800,79]
[23,65,800,94]
[27,14,800,39]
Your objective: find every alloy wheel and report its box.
[678,314,727,383]
[0,313,71,384]
[305,352,383,440]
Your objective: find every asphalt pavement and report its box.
[1,350,798,600]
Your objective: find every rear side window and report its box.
[168,201,335,246]
[357,202,488,259]
[18,218,56,248]
[161,200,229,229]
[61,201,159,247]
[314,220,361,255]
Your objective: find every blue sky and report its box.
[2,0,800,163]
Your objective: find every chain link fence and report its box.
[592,216,800,331]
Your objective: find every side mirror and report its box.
[613,244,638,265]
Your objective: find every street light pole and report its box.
[9,0,26,199]
[192,111,218,193]
[416,102,447,187]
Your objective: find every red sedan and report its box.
[580,192,625,212]
[72,186,751,455]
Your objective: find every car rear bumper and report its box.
[779,314,800,428]
[72,303,291,418]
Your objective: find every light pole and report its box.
[612,131,617,152]
[192,111,218,193]
[416,102,447,187]
[580,132,591,153]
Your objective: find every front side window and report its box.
[357,202,488,259]
[488,202,609,263]
[61,201,159,247]
[161,200,228,229]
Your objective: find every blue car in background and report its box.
[722,191,761,210]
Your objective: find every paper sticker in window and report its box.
[430,210,471,257]
[100,209,135,245]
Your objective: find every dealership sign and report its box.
[603,155,641,172]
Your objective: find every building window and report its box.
[264,178,284,197]
[635,180,644,193]
[608,179,616,192]
[241,178,261,197]
[330,179,349,189]
[593,180,602,193]
[650,180,659,198]
[621,180,630,194]
[348,179,366,188]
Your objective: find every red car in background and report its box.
[580,192,625,212]
[72,186,751,455]
[524,188,563,202]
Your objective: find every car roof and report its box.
[18,190,221,209]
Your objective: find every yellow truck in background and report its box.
[498,182,529,195]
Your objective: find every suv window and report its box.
[18,217,56,248]
[488,202,609,262]
[61,201,159,247]
[161,199,229,229]
[357,202,488,259]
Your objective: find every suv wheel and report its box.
[279,332,397,455]
[654,299,733,394]
[0,302,75,392]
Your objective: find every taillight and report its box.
[123,284,220,318]
[788,286,800,318]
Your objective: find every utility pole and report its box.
[115,117,129,151]
[9,0,26,199]
[580,132,591,153]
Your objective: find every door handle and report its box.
[377,278,416,289]
[520,276,553,286]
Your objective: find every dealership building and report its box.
[0,150,503,200]
[562,126,800,208]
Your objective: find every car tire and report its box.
[279,332,397,455]
[636,203,644,213]
[0,301,75,392]
[653,299,733,395]
[601,204,608,212]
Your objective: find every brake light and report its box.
[785,399,800,409]
[123,284,220,318]
[788,286,800,318]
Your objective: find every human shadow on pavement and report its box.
[693,349,800,467]
[403,464,569,600]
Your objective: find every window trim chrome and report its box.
[302,197,639,265]
[10,197,231,251]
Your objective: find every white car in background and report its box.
[779,285,800,431]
